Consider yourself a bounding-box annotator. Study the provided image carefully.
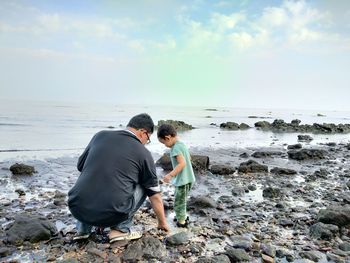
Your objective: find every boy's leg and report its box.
[111,184,147,233]
[174,183,191,222]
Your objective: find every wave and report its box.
[0,148,84,153]
[0,123,29,126]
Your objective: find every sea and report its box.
[1,99,350,161]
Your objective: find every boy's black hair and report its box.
[127,113,154,133]
[157,124,177,139]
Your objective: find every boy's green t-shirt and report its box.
[170,141,196,186]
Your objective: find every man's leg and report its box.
[111,184,147,233]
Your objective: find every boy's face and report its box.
[158,135,175,148]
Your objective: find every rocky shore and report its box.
[1,123,350,262]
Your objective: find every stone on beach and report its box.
[156,153,209,171]
[309,222,339,240]
[122,236,167,261]
[317,205,350,227]
[9,163,36,175]
[287,149,327,160]
[270,167,297,175]
[6,214,57,245]
[238,160,268,173]
[210,164,235,175]
[157,119,193,130]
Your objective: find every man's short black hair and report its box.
[127,113,154,133]
[157,124,177,139]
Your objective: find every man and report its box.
[68,113,169,242]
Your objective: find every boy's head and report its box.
[157,124,177,148]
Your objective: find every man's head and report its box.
[157,124,177,148]
[127,113,154,145]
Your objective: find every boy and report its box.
[157,124,195,227]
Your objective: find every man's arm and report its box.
[148,193,170,231]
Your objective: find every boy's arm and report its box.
[163,154,186,183]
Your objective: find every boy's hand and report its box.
[163,174,172,183]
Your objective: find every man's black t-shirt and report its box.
[68,130,159,227]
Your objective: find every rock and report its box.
[263,187,281,198]
[270,167,297,175]
[156,153,209,171]
[166,232,190,246]
[157,120,193,130]
[210,164,235,175]
[229,235,253,251]
[238,160,268,173]
[188,196,216,209]
[0,247,12,257]
[6,214,57,245]
[326,252,347,263]
[291,119,301,126]
[239,123,250,129]
[346,181,350,189]
[317,205,350,227]
[220,122,239,130]
[225,247,250,262]
[278,218,294,227]
[287,149,326,160]
[309,222,339,240]
[15,188,26,196]
[339,241,350,251]
[287,143,302,150]
[261,243,276,257]
[252,151,283,158]
[239,152,249,158]
[195,255,231,263]
[261,254,274,263]
[299,250,325,262]
[232,187,246,196]
[248,185,257,191]
[298,135,313,142]
[122,236,167,261]
[255,121,271,129]
[10,163,36,175]
[313,168,329,178]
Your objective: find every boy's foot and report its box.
[73,232,90,241]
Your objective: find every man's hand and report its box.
[158,221,170,232]
[149,193,170,232]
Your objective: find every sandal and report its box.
[109,231,143,243]
[173,216,189,223]
[176,219,189,228]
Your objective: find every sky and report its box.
[0,0,350,110]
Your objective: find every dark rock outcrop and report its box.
[122,236,167,261]
[210,164,235,175]
[157,120,193,130]
[220,122,250,130]
[6,214,57,245]
[10,163,36,175]
[288,149,327,160]
[298,135,313,142]
[156,153,209,171]
[270,167,297,175]
[238,160,268,173]
[252,151,283,158]
[317,205,350,227]
[263,187,281,198]
[287,143,302,150]
[309,222,339,240]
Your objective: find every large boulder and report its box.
[317,205,350,227]
[6,214,57,245]
[238,160,268,173]
[10,163,36,175]
[220,122,239,130]
[157,120,193,130]
[122,236,167,261]
[287,149,327,160]
[156,153,209,171]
